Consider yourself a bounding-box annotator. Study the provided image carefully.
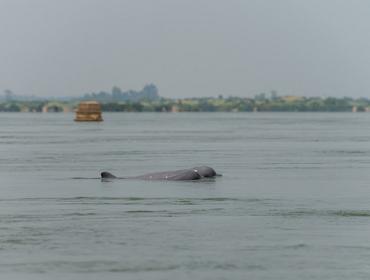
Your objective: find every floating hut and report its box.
[74,101,103,121]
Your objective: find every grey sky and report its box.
[0,0,369,98]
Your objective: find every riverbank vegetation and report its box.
[2,85,370,112]
[1,95,370,112]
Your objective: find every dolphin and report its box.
[192,166,221,177]
[101,166,220,181]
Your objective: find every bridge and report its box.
[42,102,73,113]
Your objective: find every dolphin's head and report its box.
[193,166,220,178]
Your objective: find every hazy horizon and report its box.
[1,0,370,98]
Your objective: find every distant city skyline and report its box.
[1,0,370,98]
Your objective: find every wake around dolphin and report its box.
[101,166,221,181]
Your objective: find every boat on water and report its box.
[74,101,103,122]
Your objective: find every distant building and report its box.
[281,96,305,102]
[171,105,179,113]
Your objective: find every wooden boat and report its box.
[74,101,103,121]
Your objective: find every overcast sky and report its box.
[0,0,369,98]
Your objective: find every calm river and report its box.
[1,112,370,279]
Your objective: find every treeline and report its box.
[1,84,160,103]
[100,96,370,112]
[3,85,369,112]
[1,96,370,112]
[0,101,46,112]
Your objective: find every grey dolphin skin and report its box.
[101,166,220,181]
[192,166,221,177]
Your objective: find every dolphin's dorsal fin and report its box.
[101,171,117,179]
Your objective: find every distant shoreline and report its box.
[0,96,369,113]
[0,110,367,113]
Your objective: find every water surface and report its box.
[1,112,370,279]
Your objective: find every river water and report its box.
[1,112,370,279]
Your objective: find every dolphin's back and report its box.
[134,169,201,181]
[100,166,220,181]
[101,171,117,179]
